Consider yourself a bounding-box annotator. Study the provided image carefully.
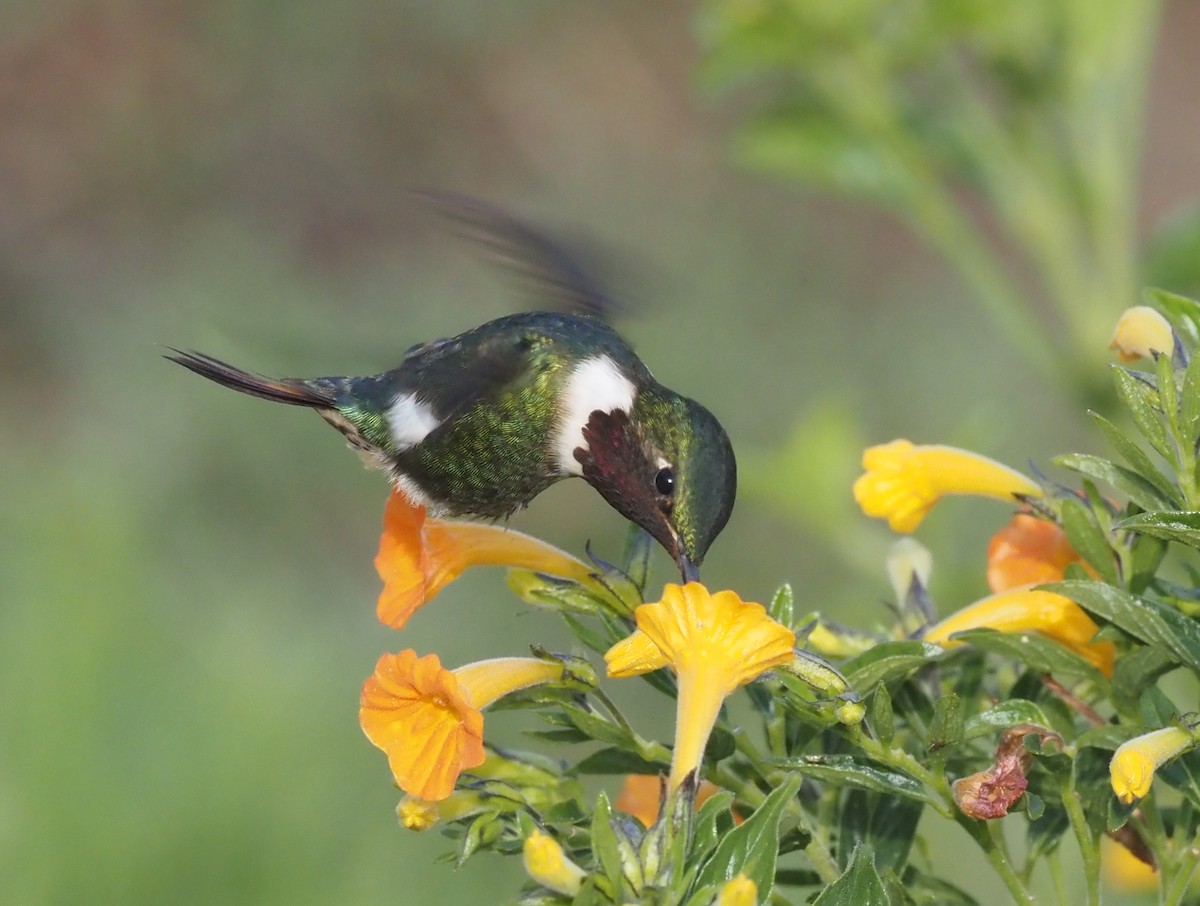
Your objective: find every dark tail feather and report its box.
[165,349,337,408]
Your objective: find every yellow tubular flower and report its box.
[1109,306,1174,362]
[924,587,1115,676]
[1111,725,1196,805]
[606,583,796,790]
[717,874,758,906]
[375,490,597,629]
[360,651,563,801]
[1102,836,1157,891]
[853,440,1042,533]
[523,829,587,897]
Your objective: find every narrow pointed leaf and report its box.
[1051,580,1200,675]
[775,755,939,807]
[1060,496,1118,584]
[964,700,1053,740]
[1089,411,1179,502]
[1182,352,1200,450]
[871,685,895,748]
[948,627,1109,686]
[843,641,943,690]
[692,773,802,895]
[812,844,889,906]
[1149,288,1200,346]
[1116,511,1200,550]
[769,582,796,627]
[1053,453,1177,511]
[928,694,963,751]
[1112,367,1176,466]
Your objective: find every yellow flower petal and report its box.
[925,587,1115,677]
[717,874,758,906]
[1102,836,1157,891]
[375,490,597,629]
[1111,725,1196,805]
[1109,306,1174,362]
[523,829,586,897]
[606,583,795,789]
[853,440,1042,533]
[360,651,562,801]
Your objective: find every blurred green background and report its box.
[3,2,1199,903]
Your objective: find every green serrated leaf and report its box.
[769,582,796,627]
[776,755,939,807]
[1112,367,1177,466]
[964,700,1053,740]
[842,641,943,690]
[691,774,803,896]
[1089,411,1180,503]
[1060,496,1119,584]
[948,627,1110,687]
[1116,511,1200,550]
[1051,580,1200,675]
[1053,453,1177,511]
[871,685,895,748]
[812,844,889,906]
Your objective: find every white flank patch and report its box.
[386,391,441,450]
[554,355,637,474]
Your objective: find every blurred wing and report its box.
[418,190,620,321]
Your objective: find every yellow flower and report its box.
[1111,725,1196,805]
[523,829,587,897]
[924,587,1115,676]
[717,874,758,906]
[1109,305,1174,362]
[360,650,562,801]
[606,583,796,789]
[853,440,1042,533]
[987,513,1092,592]
[375,490,597,629]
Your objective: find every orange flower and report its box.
[360,650,562,800]
[376,490,598,629]
[987,513,1089,592]
[615,774,738,828]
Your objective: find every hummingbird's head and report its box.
[574,390,736,581]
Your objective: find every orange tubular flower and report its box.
[987,513,1090,592]
[925,587,1116,676]
[376,490,597,629]
[853,440,1042,534]
[606,584,796,790]
[360,650,563,801]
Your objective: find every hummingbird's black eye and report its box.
[654,467,675,497]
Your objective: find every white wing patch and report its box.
[386,391,441,450]
[555,355,637,475]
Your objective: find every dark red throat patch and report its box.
[574,409,674,554]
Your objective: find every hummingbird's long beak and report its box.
[677,554,701,584]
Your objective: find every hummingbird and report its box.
[168,197,736,581]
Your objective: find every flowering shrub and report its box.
[343,294,1200,904]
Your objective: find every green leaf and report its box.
[1051,580,1200,675]
[812,844,889,906]
[964,700,1053,740]
[691,774,803,896]
[843,641,943,690]
[928,694,964,751]
[1158,348,1181,433]
[839,790,923,875]
[1060,496,1118,584]
[1112,367,1176,466]
[691,790,737,864]
[1181,352,1200,451]
[776,755,939,808]
[947,627,1109,686]
[591,793,636,900]
[871,685,895,749]
[1129,530,1169,594]
[1112,645,1177,712]
[1053,453,1177,511]
[1115,511,1200,550]
[1089,411,1180,503]
[769,582,796,627]
[1148,287,1200,347]
[573,747,667,776]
